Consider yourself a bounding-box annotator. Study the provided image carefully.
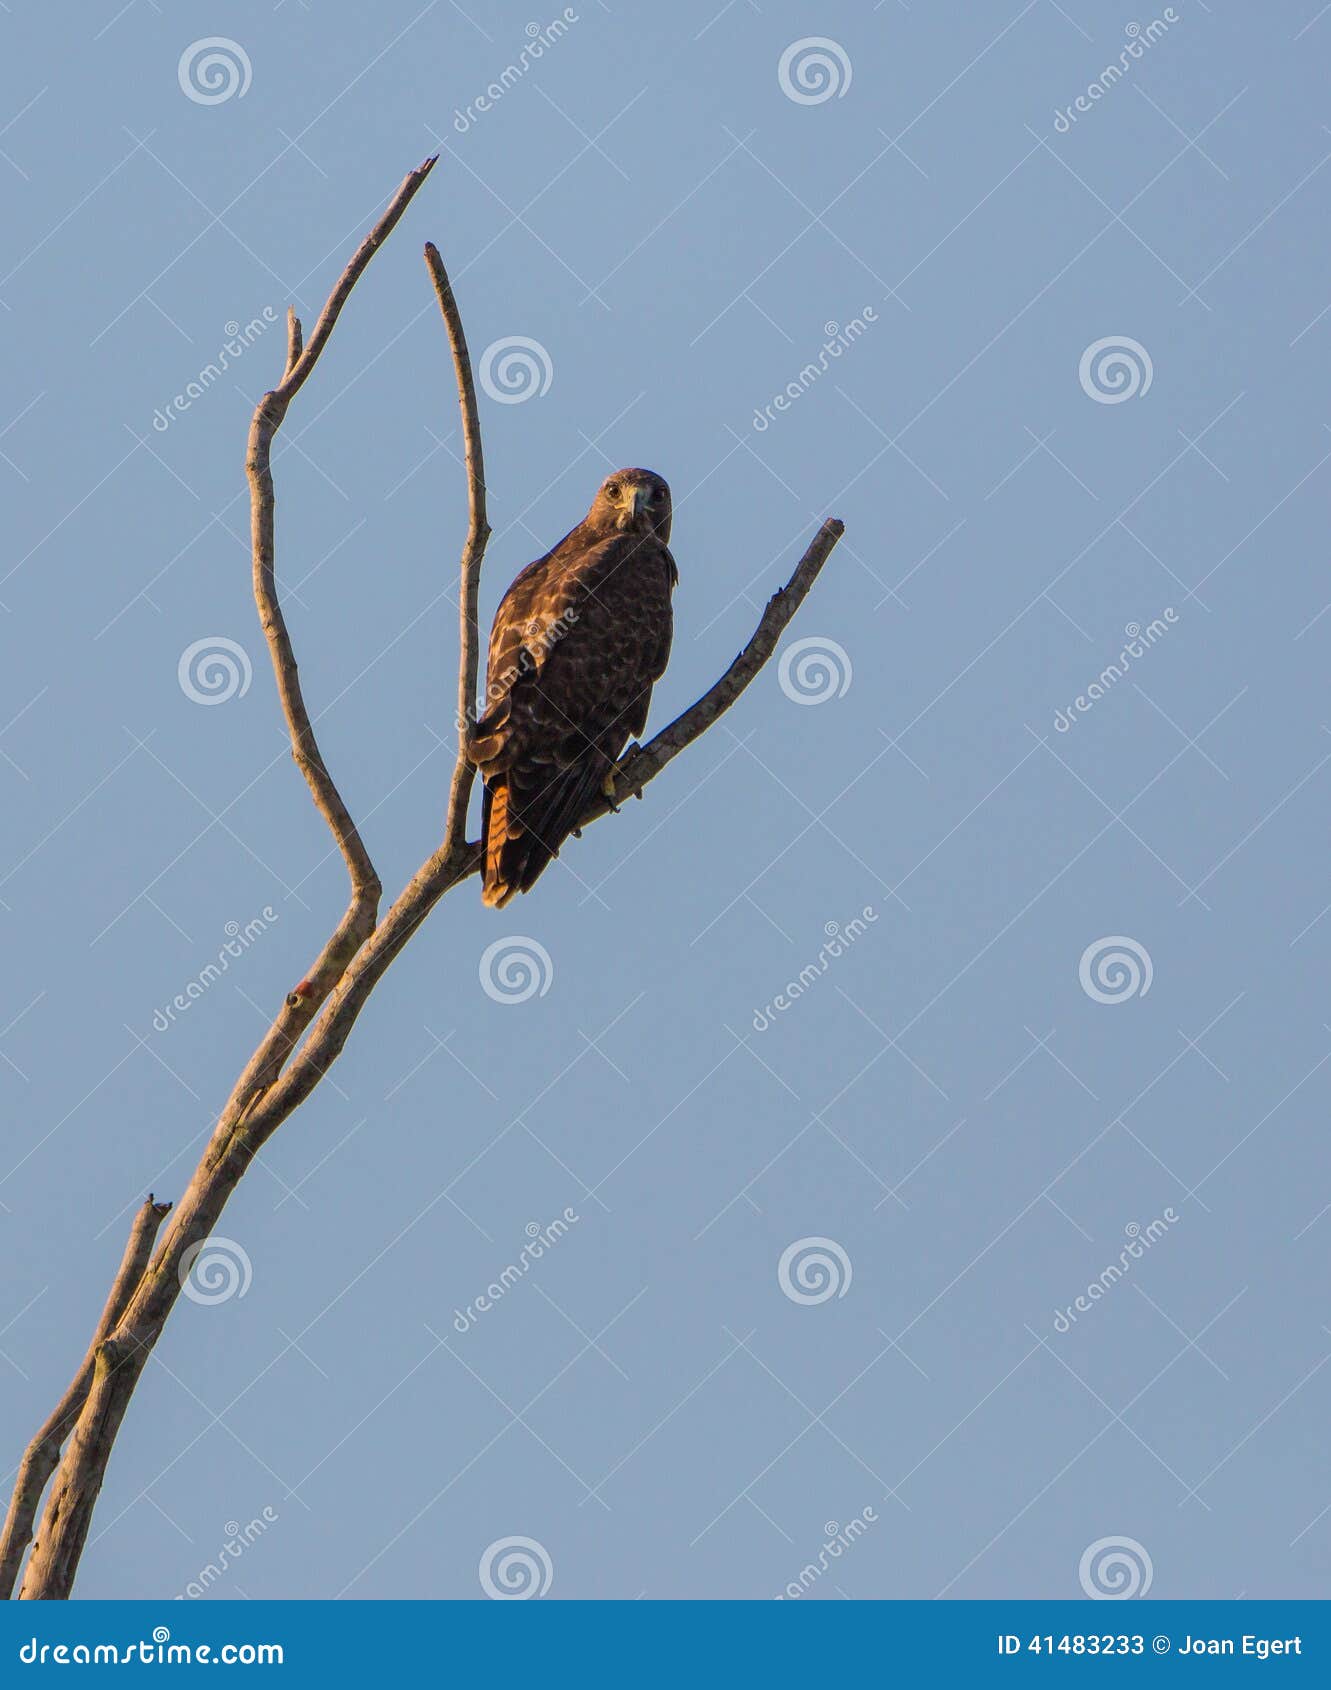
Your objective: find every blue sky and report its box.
[2,0,1329,1600]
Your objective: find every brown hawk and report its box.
[468,468,678,907]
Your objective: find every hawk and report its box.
[469,467,678,907]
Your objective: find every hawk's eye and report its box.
[605,481,622,501]
[650,488,664,502]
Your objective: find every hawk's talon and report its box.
[603,745,647,810]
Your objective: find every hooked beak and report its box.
[616,485,649,529]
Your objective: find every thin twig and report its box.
[282,308,303,380]
[424,239,490,853]
[0,1197,170,1597]
[276,157,438,407]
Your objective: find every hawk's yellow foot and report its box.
[601,745,644,809]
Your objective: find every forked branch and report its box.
[223,155,441,1118]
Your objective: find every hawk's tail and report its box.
[480,761,604,908]
[480,780,521,909]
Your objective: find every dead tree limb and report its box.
[12,155,442,1601]
[424,240,491,853]
[0,1198,170,1598]
[4,158,844,1601]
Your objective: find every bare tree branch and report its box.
[218,156,438,1124]
[282,307,303,381]
[5,159,844,1601]
[0,1197,170,1597]
[424,239,490,853]
[14,159,442,1602]
[585,517,845,822]
[277,156,438,407]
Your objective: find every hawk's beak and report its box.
[616,485,649,529]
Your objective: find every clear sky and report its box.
[2,0,1329,1601]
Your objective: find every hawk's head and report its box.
[587,468,672,543]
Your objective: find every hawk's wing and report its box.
[470,527,676,906]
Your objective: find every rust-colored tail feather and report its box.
[480,758,606,908]
[481,780,518,908]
